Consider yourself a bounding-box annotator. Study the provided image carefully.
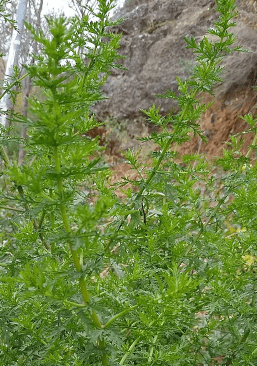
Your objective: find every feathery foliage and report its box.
[0,0,257,365]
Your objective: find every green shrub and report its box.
[0,0,256,365]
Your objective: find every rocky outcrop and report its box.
[94,0,257,120]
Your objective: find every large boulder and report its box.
[94,0,257,120]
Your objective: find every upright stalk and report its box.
[136,86,202,201]
[53,145,108,364]
[246,132,257,159]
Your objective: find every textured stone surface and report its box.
[94,0,257,120]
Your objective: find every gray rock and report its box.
[94,0,257,120]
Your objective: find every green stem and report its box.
[64,299,87,308]
[40,192,55,203]
[102,353,109,366]
[119,316,162,364]
[0,72,29,101]
[98,337,109,366]
[90,309,103,328]
[148,334,158,364]
[246,132,257,159]
[148,318,164,363]
[0,146,11,167]
[81,25,105,88]
[103,305,137,329]
[135,85,202,202]
[0,205,24,212]
[120,338,140,365]
[53,145,108,363]
[53,146,91,303]
[135,136,173,200]
[38,210,46,229]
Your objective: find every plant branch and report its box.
[0,72,29,101]
[103,305,137,329]
[0,205,24,212]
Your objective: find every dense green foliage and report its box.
[0,0,257,365]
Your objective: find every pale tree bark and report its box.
[0,0,28,127]
[0,0,17,57]
[18,0,44,164]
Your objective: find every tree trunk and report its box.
[0,0,28,127]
